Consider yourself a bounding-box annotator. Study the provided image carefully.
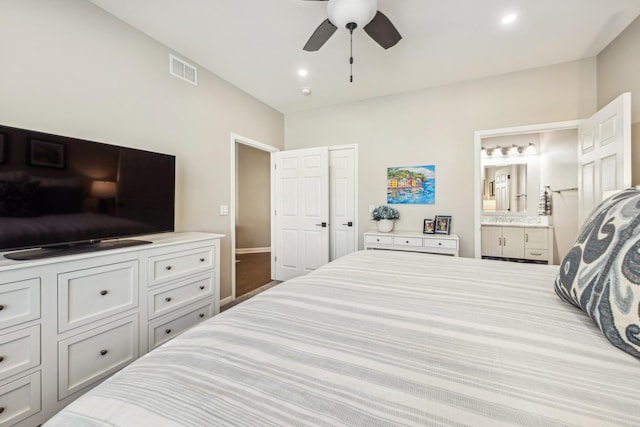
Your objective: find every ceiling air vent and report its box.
[169,54,197,86]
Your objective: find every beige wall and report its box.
[236,144,271,249]
[285,60,597,257]
[597,15,640,185]
[0,0,284,299]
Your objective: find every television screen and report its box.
[0,124,175,257]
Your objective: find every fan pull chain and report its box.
[349,29,353,83]
[347,23,356,83]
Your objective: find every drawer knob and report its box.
[438,242,442,246]
[100,290,108,296]
[165,266,172,271]
[376,238,380,242]
[0,304,4,311]
[165,329,172,334]
[165,297,172,302]
[199,313,205,318]
[200,258,205,262]
[100,349,108,356]
[406,240,409,244]
[199,285,205,290]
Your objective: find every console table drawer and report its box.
[423,238,457,250]
[393,237,423,247]
[0,278,40,330]
[149,302,213,349]
[149,247,214,286]
[364,234,393,245]
[58,315,138,399]
[0,325,40,382]
[0,371,41,426]
[148,274,214,320]
[58,261,139,333]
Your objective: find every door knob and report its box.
[315,222,328,228]
[341,221,354,227]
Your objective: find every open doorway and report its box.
[473,120,581,264]
[229,134,279,305]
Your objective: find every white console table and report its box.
[364,231,459,257]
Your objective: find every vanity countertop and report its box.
[481,222,552,228]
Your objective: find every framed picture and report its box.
[29,139,65,168]
[0,133,5,164]
[435,215,452,235]
[423,218,435,234]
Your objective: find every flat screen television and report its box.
[0,124,175,260]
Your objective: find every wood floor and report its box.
[235,252,272,297]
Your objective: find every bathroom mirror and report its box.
[482,164,527,213]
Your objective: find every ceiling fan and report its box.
[302,0,402,52]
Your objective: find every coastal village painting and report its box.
[387,165,435,204]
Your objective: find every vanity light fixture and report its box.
[509,144,524,155]
[483,143,536,157]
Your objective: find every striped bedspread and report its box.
[46,250,640,426]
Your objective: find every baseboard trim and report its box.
[220,295,233,306]
[236,247,271,254]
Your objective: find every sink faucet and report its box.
[502,210,508,223]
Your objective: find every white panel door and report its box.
[494,168,510,211]
[329,147,356,261]
[578,92,631,226]
[273,147,329,281]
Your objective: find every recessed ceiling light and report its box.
[501,13,517,25]
[298,69,308,77]
[301,87,312,95]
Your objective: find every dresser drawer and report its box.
[0,326,40,382]
[364,234,393,245]
[149,302,213,349]
[148,246,214,286]
[0,278,40,330]
[393,237,423,247]
[0,371,41,426]
[524,248,549,262]
[58,315,138,400]
[148,274,214,320]
[58,261,139,333]
[423,238,457,250]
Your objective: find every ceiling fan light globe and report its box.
[327,0,377,30]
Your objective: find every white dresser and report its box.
[0,232,222,426]
[364,231,459,256]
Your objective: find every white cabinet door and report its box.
[329,147,356,261]
[273,147,329,281]
[578,92,631,226]
[501,227,524,259]
[524,228,548,249]
[481,226,503,258]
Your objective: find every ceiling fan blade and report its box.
[303,19,338,51]
[363,11,402,49]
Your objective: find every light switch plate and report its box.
[219,205,229,216]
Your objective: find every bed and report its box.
[45,245,640,426]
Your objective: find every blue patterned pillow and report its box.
[555,187,640,358]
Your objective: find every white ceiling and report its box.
[87,0,640,114]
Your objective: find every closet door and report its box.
[329,147,357,261]
[273,147,329,281]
